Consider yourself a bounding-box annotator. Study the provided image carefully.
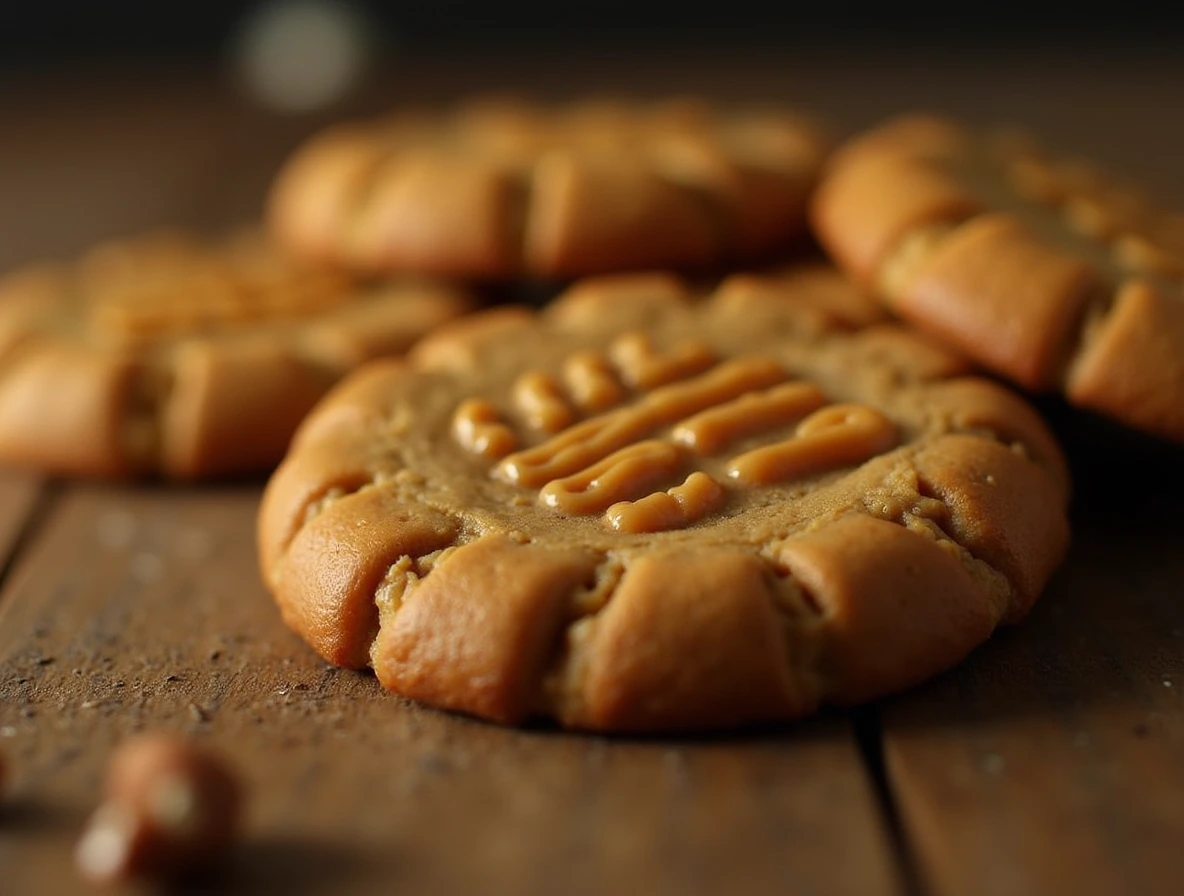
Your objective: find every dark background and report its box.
[2,0,1183,69]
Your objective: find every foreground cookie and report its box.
[812,115,1184,443]
[0,232,471,478]
[259,267,1070,732]
[269,98,829,280]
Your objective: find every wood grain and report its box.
[883,438,1184,896]
[0,485,901,895]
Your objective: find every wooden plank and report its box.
[882,438,1184,896]
[0,485,902,895]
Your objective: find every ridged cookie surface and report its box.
[0,231,472,478]
[259,266,1070,732]
[269,98,829,280]
[812,115,1184,443]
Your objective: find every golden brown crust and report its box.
[0,231,473,479]
[524,155,719,278]
[259,265,1071,732]
[774,514,996,704]
[923,378,1070,504]
[895,214,1096,390]
[912,435,1070,621]
[544,272,692,328]
[812,153,981,286]
[566,550,805,731]
[373,535,600,724]
[277,488,459,668]
[351,156,521,278]
[409,307,537,373]
[846,325,974,382]
[715,262,891,330]
[811,115,1184,442]
[0,344,141,477]
[160,340,331,479]
[1065,281,1184,443]
[268,98,830,280]
[266,127,388,268]
[257,430,385,581]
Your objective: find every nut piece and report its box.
[75,734,241,884]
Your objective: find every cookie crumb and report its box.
[75,734,241,884]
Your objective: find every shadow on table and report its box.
[0,793,76,832]
[171,835,384,896]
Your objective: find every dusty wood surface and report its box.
[1,48,1183,894]
[0,486,899,896]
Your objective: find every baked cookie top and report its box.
[268,97,829,280]
[811,114,1184,443]
[0,231,472,478]
[259,266,1070,733]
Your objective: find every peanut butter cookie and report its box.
[0,231,472,478]
[812,115,1184,443]
[259,266,1070,732]
[268,97,829,280]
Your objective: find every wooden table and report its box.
[2,49,1183,895]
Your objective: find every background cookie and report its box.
[259,266,1069,733]
[268,97,830,281]
[0,231,472,478]
[811,115,1184,444]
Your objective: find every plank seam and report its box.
[0,478,61,603]
[854,705,931,896]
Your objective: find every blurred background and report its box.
[1,0,1182,266]
[3,1,1184,67]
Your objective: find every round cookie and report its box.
[259,266,1070,733]
[811,114,1184,443]
[268,97,830,280]
[0,231,472,478]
